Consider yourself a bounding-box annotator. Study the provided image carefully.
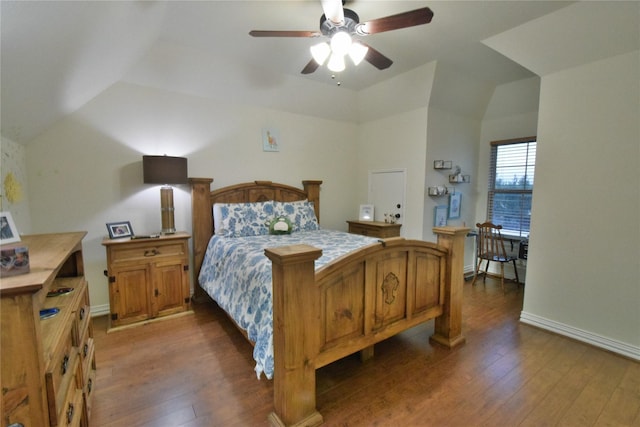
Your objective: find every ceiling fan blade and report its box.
[249,30,321,38]
[321,0,344,25]
[357,7,434,35]
[301,59,321,74]
[361,43,393,70]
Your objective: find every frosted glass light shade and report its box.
[327,53,345,72]
[330,32,352,56]
[310,42,331,65]
[348,42,368,65]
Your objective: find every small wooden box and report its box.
[0,244,30,277]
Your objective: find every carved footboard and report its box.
[265,227,468,427]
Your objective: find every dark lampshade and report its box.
[143,155,188,185]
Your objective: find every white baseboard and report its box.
[90,303,110,317]
[520,311,640,361]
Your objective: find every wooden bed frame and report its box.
[190,178,468,427]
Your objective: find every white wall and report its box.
[0,137,31,234]
[355,63,436,239]
[475,77,541,278]
[25,82,359,312]
[424,107,481,270]
[521,50,640,358]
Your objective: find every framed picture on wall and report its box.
[434,205,448,227]
[262,128,280,152]
[449,192,462,219]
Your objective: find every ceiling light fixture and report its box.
[310,31,369,73]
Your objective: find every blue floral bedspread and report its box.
[198,229,379,379]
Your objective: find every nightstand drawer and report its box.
[109,242,187,263]
[347,220,401,238]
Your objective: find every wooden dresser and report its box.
[347,220,402,238]
[1,232,96,427]
[102,232,191,331]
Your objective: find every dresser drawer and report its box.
[84,368,97,422]
[57,374,83,427]
[109,242,187,263]
[73,288,91,347]
[46,350,81,426]
[79,337,95,383]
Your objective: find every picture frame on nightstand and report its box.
[106,221,134,239]
[359,204,374,221]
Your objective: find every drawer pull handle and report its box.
[83,343,89,357]
[79,307,85,320]
[66,402,75,424]
[8,423,25,427]
[61,354,69,375]
[144,249,160,257]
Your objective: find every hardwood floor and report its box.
[90,278,640,426]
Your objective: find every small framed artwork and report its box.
[449,192,462,219]
[359,204,374,221]
[433,160,444,169]
[434,205,448,227]
[0,212,21,244]
[443,161,453,169]
[262,127,280,152]
[106,221,134,239]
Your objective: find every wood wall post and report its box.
[430,226,470,348]
[265,244,324,427]
[189,177,213,301]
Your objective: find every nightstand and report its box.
[102,232,191,330]
[347,220,402,238]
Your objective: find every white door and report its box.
[368,169,405,224]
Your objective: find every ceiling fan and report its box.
[249,0,434,74]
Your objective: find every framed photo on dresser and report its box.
[0,212,20,244]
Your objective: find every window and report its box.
[487,137,537,238]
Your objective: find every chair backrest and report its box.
[476,221,508,260]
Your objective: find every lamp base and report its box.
[160,186,176,235]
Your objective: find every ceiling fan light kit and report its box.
[249,2,434,75]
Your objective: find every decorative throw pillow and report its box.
[274,200,319,232]
[268,216,293,235]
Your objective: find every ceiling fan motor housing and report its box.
[320,8,361,36]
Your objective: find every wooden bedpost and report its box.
[265,244,324,427]
[302,180,322,223]
[189,177,213,301]
[430,226,470,348]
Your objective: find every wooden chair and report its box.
[471,221,520,293]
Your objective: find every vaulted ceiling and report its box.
[2,1,637,144]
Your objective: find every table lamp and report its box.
[142,155,188,234]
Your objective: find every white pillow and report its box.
[213,203,223,234]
